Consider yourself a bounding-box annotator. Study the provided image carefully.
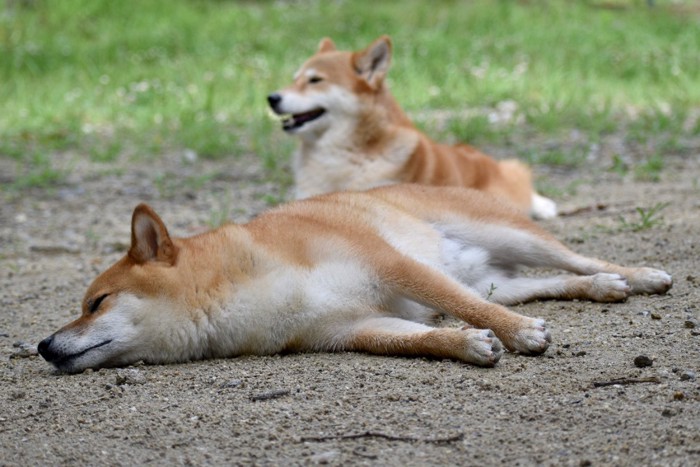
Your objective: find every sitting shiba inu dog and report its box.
[268,35,557,219]
[39,185,670,373]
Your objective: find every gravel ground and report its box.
[1,136,699,466]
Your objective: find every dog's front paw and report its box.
[461,328,504,367]
[590,273,631,302]
[508,318,551,355]
[629,268,672,295]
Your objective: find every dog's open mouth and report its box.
[281,108,326,131]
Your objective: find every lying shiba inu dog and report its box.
[268,35,557,219]
[38,185,671,373]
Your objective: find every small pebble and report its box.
[9,342,38,359]
[115,368,147,385]
[220,380,242,389]
[183,149,198,163]
[310,450,339,464]
[673,391,685,401]
[634,355,653,368]
[661,408,678,417]
[680,371,696,382]
[684,319,697,329]
[651,313,661,320]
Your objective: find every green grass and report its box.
[634,154,665,181]
[618,202,669,232]
[1,0,699,186]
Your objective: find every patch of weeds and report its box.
[540,149,583,168]
[521,147,584,170]
[9,152,70,189]
[248,118,293,172]
[536,179,584,199]
[176,112,241,159]
[89,141,122,163]
[609,154,629,177]
[523,103,565,134]
[258,145,287,173]
[5,262,20,274]
[657,134,684,155]
[618,202,669,232]
[0,138,25,159]
[444,115,505,144]
[185,173,218,191]
[259,193,285,206]
[634,154,664,182]
[579,106,618,137]
[486,283,497,301]
[153,173,177,198]
[627,110,685,145]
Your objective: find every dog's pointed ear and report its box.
[352,35,392,89]
[317,37,336,53]
[129,204,178,265]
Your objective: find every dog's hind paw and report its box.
[509,318,551,355]
[628,268,672,295]
[461,327,504,367]
[531,193,557,220]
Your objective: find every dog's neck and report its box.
[291,85,421,199]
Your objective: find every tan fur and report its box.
[269,36,557,219]
[38,185,671,372]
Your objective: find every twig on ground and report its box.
[592,376,660,388]
[559,203,608,217]
[352,446,378,459]
[250,389,290,401]
[299,431,464,444]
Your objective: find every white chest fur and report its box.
[294,128,419,199]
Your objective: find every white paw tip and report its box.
[531,194,557,220]
[512,319,551,355]
[592,273,631,301]
[465,328,504,366]
[633,268,673,294]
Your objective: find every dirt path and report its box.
[1,141,699,465]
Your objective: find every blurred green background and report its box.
[1,0,698,188]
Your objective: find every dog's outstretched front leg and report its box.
[341,317,504,366]
[373,253,551,355]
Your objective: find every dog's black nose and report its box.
[38,335,54,360]
[267,93,282,110]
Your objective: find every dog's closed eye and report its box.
[308,76,323,84]
[88,294,109,314]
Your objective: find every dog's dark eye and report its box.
[88,294,109,314]
[309,76,323,84]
